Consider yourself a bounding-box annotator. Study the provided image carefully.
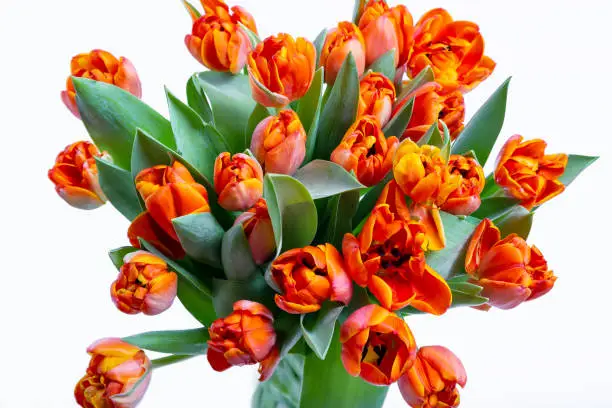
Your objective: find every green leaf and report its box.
[123,328,209,355]
[313,29,328,66]
[108,246,139,270]
[300,323,389,408]
[246,104,272,149]
[182,0,201,19]
[421,122,450,160]
[239,22,261,49]
[367,49,396,81]
[300,303,344,360]
[383,97,414,138]
[177,276,217,326]
[449,281,483,296]
[559,155,598,187]
[352,0,367,23]
[352,171,393,226]
[471,197,520,220]
[195,71,257,153]
[151,354,195,369]
[297,68,324,136]
[314,54,359,160]
[253,354,304,408]
[318,190,360,248]
[173,213,224,267]
[302,70,325,162]
[396,66,434,103]
[131,129,172,181]
[186,74,213,123]
[451,78,511,165]
[212,274,276,317]
[73,77,175,170]
[166,89,230,180]
[449,284,488,308]
[293,160,364,200]
[221,224,258,280]
[95,158,143,221]
[264,174,318,255]
[493,205,533,239]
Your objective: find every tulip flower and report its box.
[270,244,352,314]
[251,110,307,175]
[198,0,258,34]
[343,204,451,313]
[409,8,495,93]
[214,152,263,211]
[320,21,366,85]
[439,91,465,140]
[358,72,396,127]
[234,199,276,265]
[465,219,557,310]
[247,33,316,107]
[331,115,399,187]
[398,346,467,408]
[438,154,485,215]
[48,141,109,210]
[340,304,416,385]
[494,135,568,210]
[358,0,414,68]
[207,300,280,381]
[110,251,178,315]
[75,338,151,408]
[62,50,141,118]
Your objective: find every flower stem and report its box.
[151,354,196,370]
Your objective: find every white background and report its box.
[1,0,611,406]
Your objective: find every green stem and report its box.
[151,354,195,369]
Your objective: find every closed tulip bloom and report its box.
[234,199,276,265]
[358,0,414,68]
[62,50,141,118]
[247,33,316,107]
[214,152,263,211]
[343,205,451,313]
[399,346,467,408]
[331,116,399,187]
[438,155,485,216]
[207,301,280,381]
[409,8,495,93]
[199,0,258,34]
[48,141,108,210]
[341,304,416,385]
[110,251,177,316]
[75,338,151,408]
[251,110,307,175]
[494,135,568,210]
[358,72,396,127]
[465,219,557,310]
[320,21,366,85]
[270,244,352,314]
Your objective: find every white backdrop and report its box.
[1,0,611,406]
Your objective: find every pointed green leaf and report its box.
[352,171,394,226]
[300,303,344,360]
[352,0,367,23]
[313,29,328,66]
[253,354,304,408]
[318,190,360,249]
[293,160,364,200]
[367,49,396,81]
[182,0,201,19]
[95,158,143,221]
[123,328,209,355]
[297,68,324,136]
[221,223,258,280]
[383,97,414,138]
[471,197,520,220]
[493,205,533,239]
[239,22,261,49]
[559,155,598,187]
[396,66,434,103]
[108,246,139,270]
[173,213,224,267]
[131,129,173,181]
[212,274,276,317]
[186,75,213,123]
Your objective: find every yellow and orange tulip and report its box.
[494,135,568,210]
[234,199,276,265]
[438,154,485,216]
[197,0,258,34]
[270,244,352,314]
[110,251,177,316]
[214,152,263,211]
[358,72,396,127]
[62,50,141,118]
[320,21,366,85]
[75,338,151,408]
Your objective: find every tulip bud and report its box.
[438,154,485,215]
[494,135,568,210]
[199,0,258,34]
[358,72,396,127]
[214,152,264,211]
[340,305,416,385]
[207,300,280,381]
[247,33,316,107]
[398,346,467,408]
[251,110,307,175]
[270,244,352,314]
[234,199,276,265]
[62,50,141,118]
[75,338,151,408]
[111,251,178,315]
[331,115,399,187]
[48,141,108,210]
[320,21,366,85]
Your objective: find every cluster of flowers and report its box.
[48,0,576,407]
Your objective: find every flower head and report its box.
[320,21,366,84]
[358,72,396,127]
[438,154,485,215]
[234,199,276,265]
[198,0,257,34]
[214,152,263,211]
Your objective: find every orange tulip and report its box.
[398,346,467,408]
[358,72,396,127]
[439,91,465,140]
[358,0,414,68]
[343,205,451,314]
[110,251,177,316]
[75,338,151,408]
[409,8,495,93]
[438,154,485,216]
[198,0,258,34]
[207,300,279,381]
[494,135,568,210]
[234,199,276,265]
[247,33,316,107]
[330,115,399,187]
[465,219,557,310]
[251,110,307,175]
[270,244,353,314]
[62,50,141,119]
[340,304,416,385]
[214,152,263,211]
[320,21,366,85]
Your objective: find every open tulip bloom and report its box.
[48,0,598,407]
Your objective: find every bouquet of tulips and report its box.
[48,0,597,407]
